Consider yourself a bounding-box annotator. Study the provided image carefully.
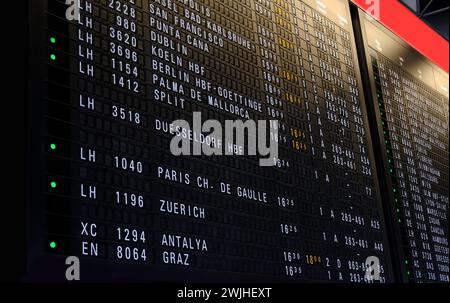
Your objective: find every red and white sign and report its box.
[351,0,449,73]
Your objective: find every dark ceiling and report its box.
[400,0,449,40]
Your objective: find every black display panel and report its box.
[358,11,449,283]
[24,0,447,283]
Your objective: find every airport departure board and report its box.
[360,16,449,283]
[25,0,448,283]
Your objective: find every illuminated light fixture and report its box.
[316,0,327,14]
[338,14,348,25]
[375,39,382,52]
[417,69,422,79]
[316,0,326,9]
[317,7,327,14]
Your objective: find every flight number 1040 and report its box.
[114,156,143,173]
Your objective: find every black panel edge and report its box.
[24,0,47,282]
[1,0,28,282]
[349,4,406,283]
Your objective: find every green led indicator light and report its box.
[50,181,57,188]
[393,188,397,193]
[405,260,409,265]
[50,37,56,44]
[390,169,394,174]
[50,143,56,150]
[385,140,388,144]
[50,54,56,60]
[381,121,385,126]
[407,271,410,276]
[50,241,57,249]
[395,198,399,203]
[398,219,402,223]
[396,209,400,213]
